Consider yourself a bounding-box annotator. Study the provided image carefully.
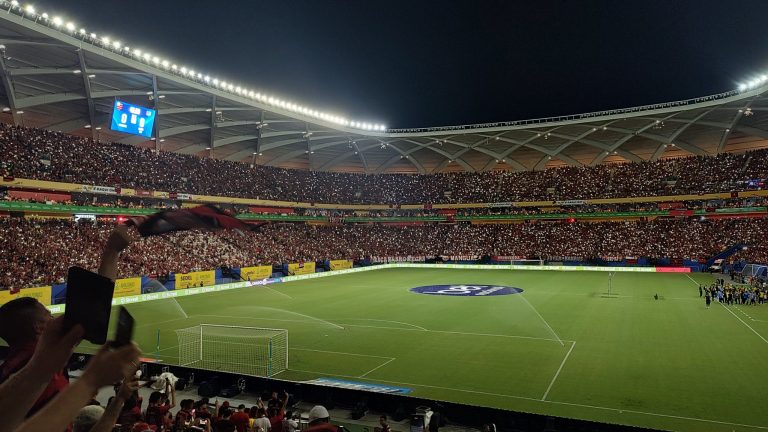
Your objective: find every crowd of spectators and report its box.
[2,124,768,205]
[2,217,767,291]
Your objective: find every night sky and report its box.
[48,0,768,128]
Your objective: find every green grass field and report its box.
[95,268,768,432]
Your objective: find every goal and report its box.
[175,325,288,377]
[510,258,544,267]
[740,263,768,281]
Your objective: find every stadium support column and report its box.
[0,51,20,125]
[77,50,97,140]
[209,95,216,158]
[152,75,160,150]
[251,110,264,166]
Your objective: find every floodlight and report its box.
[66,22,75,31]
[52,16,62,26]
[23,4,33,14]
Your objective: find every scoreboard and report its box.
[110,100,156,138]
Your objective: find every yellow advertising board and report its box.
[241,266,273,281]
[114,277,142,297]
[287,262,315,275]
[176,270,216,289]
[329,260,353,271]
[0,286,52,306]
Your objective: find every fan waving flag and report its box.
[127,204,254,237]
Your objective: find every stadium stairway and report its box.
[705,243,747,269]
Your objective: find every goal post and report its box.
[740,263,768,281]
[175,325,288,377]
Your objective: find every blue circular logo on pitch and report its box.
[410,285,523,296]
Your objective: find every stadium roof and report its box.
[2,3,768,174]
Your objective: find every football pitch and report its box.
[105,268,768,432]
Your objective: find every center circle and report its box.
[410,284,524,296]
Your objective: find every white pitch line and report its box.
[261,284,294,300]
[139,313,568,343]
[517,294,564,346]
[338,318,428,331]
[283,369,768,431]
[718,303,768,345]
[343,323,573,343]
[358,357,397,378]
[290,347,394,359]
[684,274,701,285]
[542,341,576,401]
[136,316,190,329]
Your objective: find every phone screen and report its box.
[112,306,135,347]
[64,266,116,344]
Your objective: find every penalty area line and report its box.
[542,341,576,401]
[358,357,397,378]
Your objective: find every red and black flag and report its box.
[127,204,255,237]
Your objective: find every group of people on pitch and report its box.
[700,279,768,307]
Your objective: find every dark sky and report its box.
[48,0,768,128]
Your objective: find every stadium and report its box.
[0,2,767,432]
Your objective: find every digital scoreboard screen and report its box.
[110,100,156,138]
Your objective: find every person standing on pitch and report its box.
[705,290,711,309]
[699,285,703,297]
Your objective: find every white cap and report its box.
[308,405,330,422]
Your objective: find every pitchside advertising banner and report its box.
[288,262,315,275]
[329,259,353,270]
[175,270,216,289]
[114,277,142,297]
[0,286,52,306]
[240,266,273,281]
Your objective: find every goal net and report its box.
[740,263,768,281]
[175,325,288,377]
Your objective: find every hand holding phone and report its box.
[111,306,135,348]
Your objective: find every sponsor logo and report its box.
[410,284,523,296]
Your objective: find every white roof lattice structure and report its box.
[1,4,768,174]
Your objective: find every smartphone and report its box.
[112,306,134,348]
[64,266,116,344]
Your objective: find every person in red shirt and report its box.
[268,391,290,432]
[144,381,176,432]
[229,404,250,432]
[305,406,339,432]
[174,399,194,431]
[0,297,65,417]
